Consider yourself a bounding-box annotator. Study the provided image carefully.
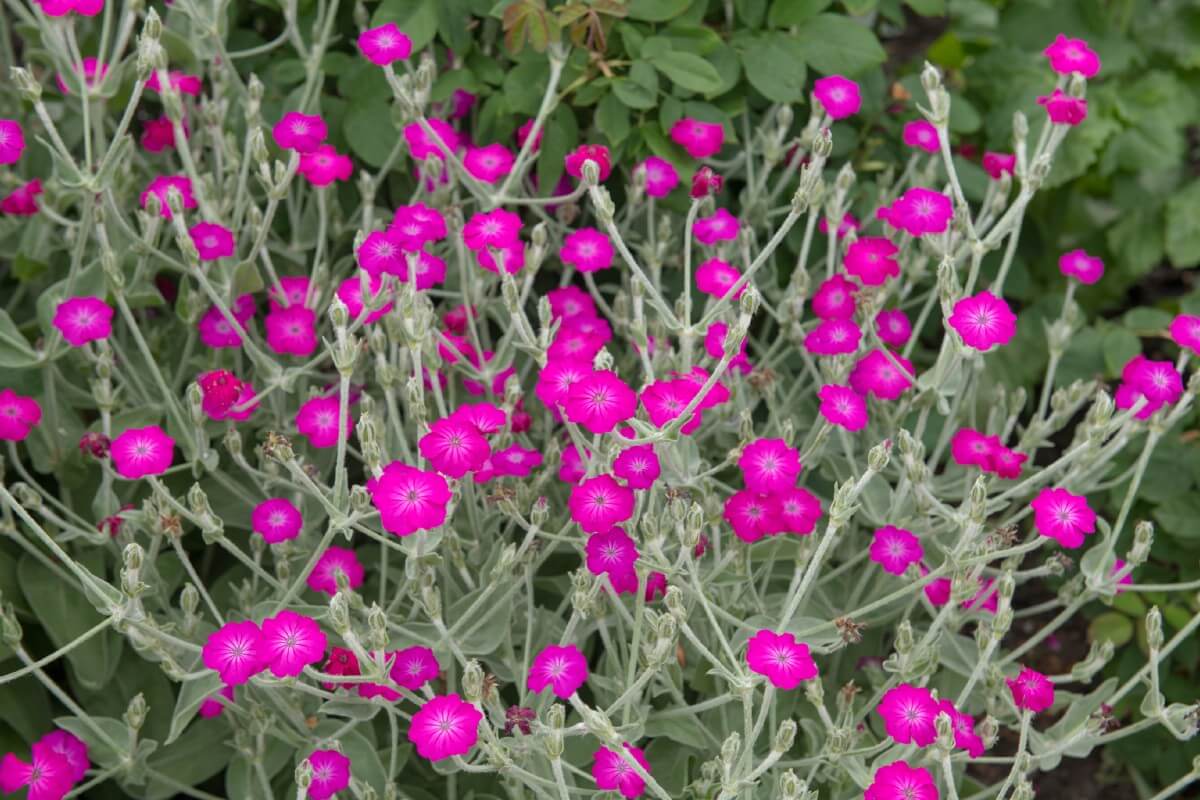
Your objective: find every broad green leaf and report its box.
[1153,495,1200,541]
[613,70,658,109]
[0,677,52,744]
[644,713,711,749]
[54,716,132,769]
[648,51,723,95]
[343,99,396,168]
[595,92,631,146]
[18,555,123,692]
[767,0,832,26]
[373,0,439,51]
[165,671,224,744]
[905,0,945,15]
[78,651,176,745]
[535,105,577,198]
[1101,328,1140,378]
[1166,179,1200,269]
[740,32,807,103]
[795,13,886,76]
[627,0,691,22]
[436,0,475,54]
[144,719,232,800]
[1089,612,1134,647]
[0,310,38,369]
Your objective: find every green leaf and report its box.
[165,671,224,744]
[343,99,395,168]
[1088,613,1134,647]
[232,260,265,296]
[1166,179,1200,269]
[144,718,232,800]
[1154,495,1200,541]
[740,32,808,103]
[12,253,48,282]
[627,0,691,22]
[794,13,886,76]
[373,0,439,51]
[0,677,52,744]
[54,716,132,769]
[436,0,475,54]
[1102,328,1140,378]
[595,92,631,146]
[535,105,577,198]
[1106,209,1164,279]
[18,555,123,692]
[613,68,658,110]
[644,713,711,749]
[767,0,832,26]
[904,0,945,15]
[648,51,723,95]
[0,310,38,369]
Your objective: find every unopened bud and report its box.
[125,693,148,732]
[774,719,797,752]
[1146,606,1164,651]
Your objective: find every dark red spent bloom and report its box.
[690,166,724,199]
[504,705,536,736]
[198,370,244,416]
[97,503,135,537]
[321,647,361,690]
[78,431,111,459]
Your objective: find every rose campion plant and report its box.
[0,4,1196,800]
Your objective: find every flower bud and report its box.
[867,440,891,472]
[125,693,148,732]
[294,758,313,790]
[462,660,485,704]
[720,732,741,768]
[804,677,824,706]
[329,591,351,634]
[773,719,797,753]
[180,583,199,617]
[894,620,914,656]
[0,603,22,649]
[1146,606,1164,651]
[10,67,41,102]
[1128,520,1154,565]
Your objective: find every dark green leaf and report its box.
[1166,179,1200,269]
[648,51,723,95]
[343,99,395,168]
[904,0,945,15]
[595,93,631,146]
[373,0,440,51]
[795,13,886,76]
[1088,613,1134,647]
[0,310,38,369]
[1102,328,1140,378]
[165,671,224,744]
[741,33,808,103]
[767,0,832,27]
[627,0,691,22]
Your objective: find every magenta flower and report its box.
[299,144,354,186]
[464,143,515,184]
[1007,666,1055,712]
[251,498,303,544]
[474,240,526,275]
[141,116,179,152]
[878,187,954,237]
[528,644,588,698]
[516,119,544,150]
[564,370,636,434]
[203,620,265,686]
[368,461,452,536]
[378,647,436,692]
[770,487,822,536]
[1058,249,1104,284]
[870,526,923,575]
[1169,314,1200,354]
[270,275,314,309]
[560,227,614,273]
[272,112,327,153]
[813,75,861,119]
[746,630,818,689]
[260,610,327,677]
[819,212,860,237]
[670,117,724,159]
[950,428,996,470]
[864,761,938,800]
[356,231,407,276]
[992,446,1028,480]
[850,349,915,400]
[939,700,985,758]
[818,384,869,431]
[34,0,103,15]
[724,490,779,543]
[637,156,679,197]
[558,443,588,484]
[110,425,174,479]
[564,143,612,182]
[55,56,108,94]
[187,221,236,261]
[405,119,460,162]
[811,274,858,319]
[52,296,113,346]
[337,274,393,325]
[844,237,900,286]
[585,526,639,583]
[1125,356,1183,405]
[1030,487,1096,548]
[146,69,202,96]
[569,475,634,534]
[35,731,88,785]
[592,745,652,799]
[140,175,196,219]
[0,390,42,443]
[197,297,254,349]
[983,151,1016,180]
[0,742,74,800]
[420,416,491,478]
[806,319,864,357]
[1038,89,1088,126]
[491,445,542,478]
[197,370,249,420]
[739,438,801,494]
[613,444,661,490]
[308,546,365,595]
[693,208,739,245]
[691,165,724,199]
[546,286,594,320]
[198,685,235,719]
[0,120,25,165]
[391,203,447,247]
[876,310,913,348]
[358,21,412,64]
[265,305,318,356]
[901,120,939,153]
[409,694,483,761]
[306,749,351,800]
[948,291,1017,351]
[295,396,352,449]
[450,402,507,435]
[695,257,745,300]
[922,565,952,606]
[877,683,939,746]
[1,179,43,216]
[1043,33,1101,78]
[704,321,752,373]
